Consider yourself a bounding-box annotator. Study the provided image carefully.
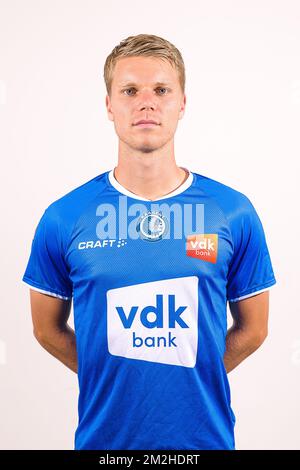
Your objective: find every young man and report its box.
[22,34,276,450]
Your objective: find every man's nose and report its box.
[138,90,157,110]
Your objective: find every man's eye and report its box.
[156,87,168,95]
[123,87,169,96]
[123,88,136,96]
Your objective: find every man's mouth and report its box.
[133,119,160,127]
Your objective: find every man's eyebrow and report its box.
[118,81,172,87]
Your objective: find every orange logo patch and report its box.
[186,234,218,263]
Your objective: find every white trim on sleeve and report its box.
[22,280,71,300]
[229,287,272,302]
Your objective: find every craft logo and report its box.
[186,234,218,263]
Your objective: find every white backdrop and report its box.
[0,0,299,450]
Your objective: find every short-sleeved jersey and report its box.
[22,168,276,450]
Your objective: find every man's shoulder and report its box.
[44,170,109,223]
[193,171,254,214]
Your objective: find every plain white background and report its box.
[0,0,299,450]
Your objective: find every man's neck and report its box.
[114,145,188,201]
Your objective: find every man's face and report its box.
[106,56,186,154]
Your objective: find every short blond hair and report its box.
[103,33,185,96]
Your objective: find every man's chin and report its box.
[121,136,167,154]
[137,145,157,154]
[131,141,160,154]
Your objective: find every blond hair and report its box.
[103,33,185,96]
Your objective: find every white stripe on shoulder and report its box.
[22,280,71,300]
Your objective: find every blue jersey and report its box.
[22,168,276,450]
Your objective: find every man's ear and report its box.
[178,93,186,120]
[106,94,114,122]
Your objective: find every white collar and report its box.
[108,166,194,201]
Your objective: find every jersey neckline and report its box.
[107,166,194,202]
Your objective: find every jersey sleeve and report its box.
[226,196,276,302]
[22,204,73,300]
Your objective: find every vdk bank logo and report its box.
[107,276,199,368]
[186,234,218,263]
